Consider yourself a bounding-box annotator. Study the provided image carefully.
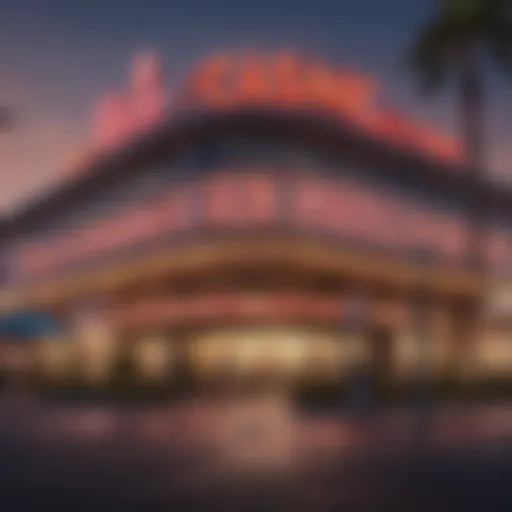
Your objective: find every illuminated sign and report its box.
[184,51,461,163]
[185,51,377,117]
[108,293,343,328]
[92,51,170,151]
[9,171,507,283]
[88,50,460,164]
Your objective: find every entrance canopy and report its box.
[0,310,62,341]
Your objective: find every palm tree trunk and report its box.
[456,42,485,381]
[458,42,486,271]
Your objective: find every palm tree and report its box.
[408,0,512,270]
[407,1,512,389]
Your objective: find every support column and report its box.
[446,299,482,385]
[76,319,117,386]
[132,334,173,384]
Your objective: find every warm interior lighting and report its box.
[190,327,350,380]
[476,330,512,376]
[133,335,173,382]
[76,321,116,384]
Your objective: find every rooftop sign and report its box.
[91,50,170,151]
[88,49,461,165]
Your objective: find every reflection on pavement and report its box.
[1,398,512,511]
[5,398,512,456]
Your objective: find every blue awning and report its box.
[0,311,62,340]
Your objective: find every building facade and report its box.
[0,50,510,392]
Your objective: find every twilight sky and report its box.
[0,0,510,213]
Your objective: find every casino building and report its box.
[0,50,510,392]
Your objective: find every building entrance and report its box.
[188,326,344,390]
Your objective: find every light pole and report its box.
[344,290,371,416]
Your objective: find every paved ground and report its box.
[1,396,512,511]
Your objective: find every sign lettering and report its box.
[185,52,459,163]
[8,173,503,283]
